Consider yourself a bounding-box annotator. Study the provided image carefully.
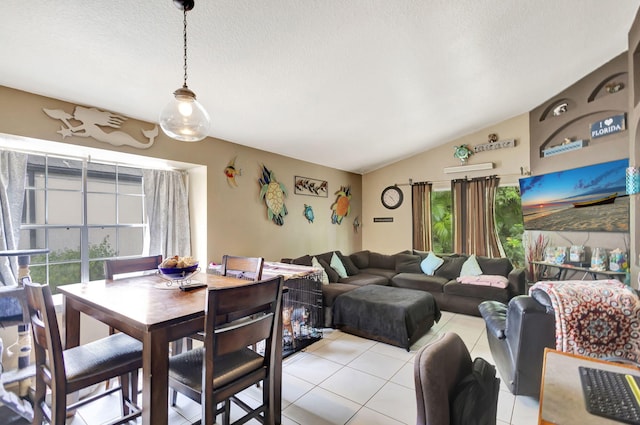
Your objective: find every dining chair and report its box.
[414,332,499,425]
[104,254,163,280]
[220,254,264,280]
[219,254,265,355]
[189,254,264,347]
[168,275,284,425]
[24,279,143,425]
[103,255,163,334]
[172,254,266,406]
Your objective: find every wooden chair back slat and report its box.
[220,255,264,281]
[104,255,163,279]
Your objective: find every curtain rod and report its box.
[401,172,526,186]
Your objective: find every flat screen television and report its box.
[518,158,629,232]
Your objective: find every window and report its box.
[19,154,147,293]
[429,186,524,267]
[431,190,452,253]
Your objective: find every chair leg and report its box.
[224,400,232,425]
[120,373,131,416]
[131,369,139,406]
[52,388,67,425]
[32,376,46,425]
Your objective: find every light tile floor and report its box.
[65,311,540,424]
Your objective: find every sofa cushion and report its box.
[391,272,449,293]
[313,251,334,264]
[330,252,348,278]
[350,250,370,269]
[412,249,430,260]
[395,253,422,273]
[420,252,444,275]
[318,258,340,282]
[338,273,389,286]
[435,256,467,280]
[311,256,329,285]
[337,251,360,276]
[291,254,313,266]
[444,280,510,303]
[360,268,397,280]
[368,252,396,270]
[476,256,513,277]
[460,255,483,277]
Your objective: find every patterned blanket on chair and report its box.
[530,280,640,361]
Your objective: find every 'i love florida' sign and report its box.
[590,114,626,139]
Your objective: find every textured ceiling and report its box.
[2,1,639,174]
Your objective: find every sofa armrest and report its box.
[507,267,526,297]
[478,301,507,339]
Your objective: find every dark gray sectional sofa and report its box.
[283,249,526,326]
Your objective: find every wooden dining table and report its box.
[58,272,283,425]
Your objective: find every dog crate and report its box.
[208,261,323,357]
[280,272,323,356]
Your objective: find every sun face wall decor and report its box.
[331,185,351,224]
[258,165,288,226]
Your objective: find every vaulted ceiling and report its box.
[2,1,639,174]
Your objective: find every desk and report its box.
[531,261,626,281]
[539,348,640,424]
[58,272,283,425]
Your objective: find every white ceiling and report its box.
[2,1,639,174]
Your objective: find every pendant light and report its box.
[159,0,210,142]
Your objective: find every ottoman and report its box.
[332,285,441,350]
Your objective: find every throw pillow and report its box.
[291,254,313,266]
[319,258,339,282]
[337,251,360,276]
[420,252,444,275]
[312,256,329,285]
[350,250,370,269]
[395,253,422,273]
[460,254,483,277]
[330,252,348,278]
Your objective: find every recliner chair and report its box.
[479,295,556,398]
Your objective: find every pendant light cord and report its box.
[182,6,189,89]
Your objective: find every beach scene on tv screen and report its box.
[519,158,629,232]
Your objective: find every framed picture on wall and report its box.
[294,176,328,197]
[519,158,629,232]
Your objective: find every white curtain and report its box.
[143,169,191,259]
[0,151,27,286]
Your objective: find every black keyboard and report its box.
[579,366,640,424]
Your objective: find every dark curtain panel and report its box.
[451,175,501,257]
[411,182,432,251]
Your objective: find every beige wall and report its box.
[0,86,362,264]
[362,113,530,254]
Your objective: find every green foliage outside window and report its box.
[431,191,453,253]
[28,236,116,293]
[494,187,524,268]
[430,186,524,268]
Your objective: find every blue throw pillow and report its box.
[420,252,444,275]
[330,252,348,278]
[460,254,483,277]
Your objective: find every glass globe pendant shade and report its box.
[159,86,210,142]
